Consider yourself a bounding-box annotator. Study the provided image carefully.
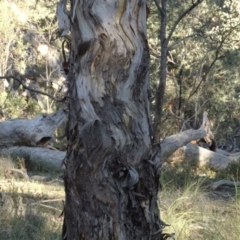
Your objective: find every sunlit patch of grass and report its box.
[0,180,64,239]
[2,156,240,239]
[160,165,240,240]
[0,156,15,179]
[0,209,62,240]
[0,169,64,239]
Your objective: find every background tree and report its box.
[148,0,240,147]
[152,0,204,141]
[0,0,65,119]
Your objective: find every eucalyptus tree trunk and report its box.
[62,0,162,239]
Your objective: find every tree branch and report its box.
[153,0,165,16]
[187,39,223,100]
[153,112,213,164]
[168,33,208,50]
[167,0,204,43]
[0,75,63,101]
[0,108,67,147]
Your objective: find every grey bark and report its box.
[168,143,240,171]
[0,108,67,148]
[2,137,237,175]
[161,112,213,159]
[161,128,206,160]
[210,180,240,190]
[57,0,70,37]
[160,112,239,171]
[0,147,65,170]
[59,1,216,237]
[60,1,163,239]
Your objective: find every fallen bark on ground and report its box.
[0,108,67,148]
[0,147,66,170]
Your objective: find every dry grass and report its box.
[1,156,240,239]
[160,165,240,240]
[0,156,64,240]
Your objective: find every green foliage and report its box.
[223,49,240,68]
[149,0,240,142]
[2,0,239,145]
[0,0,63,121]
[0,91,41,119]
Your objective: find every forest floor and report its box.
[0,156,240,239]
[160,162,240,240]
[0,156,64,240]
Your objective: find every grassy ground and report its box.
[1,156,240,239]
[0,157,64,240]
[160,163,240,240]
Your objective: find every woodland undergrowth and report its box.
[1,156,240,240]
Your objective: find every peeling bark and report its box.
[61,0,163,239]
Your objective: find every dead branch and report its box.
[0,75,64,101]
[210,180,240,190]
[0,108,67,147]
[161,111,214,160]
[0,147,66,170]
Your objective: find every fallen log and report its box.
[168,143,240,171]
[210,180,240,190]
[0,147,66,170]
[0,108,67,147]
[161,112,213,159]
[159,111,240,171]
[161,128,206,159]
[2,144,237,173]
[0,110,233,172]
